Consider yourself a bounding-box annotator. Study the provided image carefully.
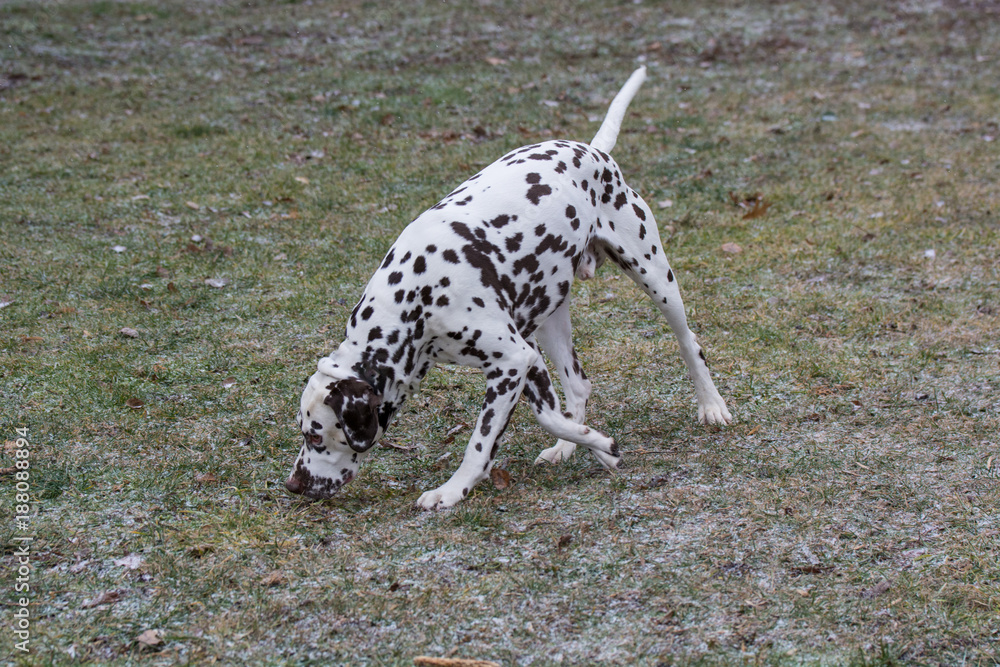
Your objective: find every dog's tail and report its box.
[590,66,647,154]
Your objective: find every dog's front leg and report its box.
[416,344,536,510]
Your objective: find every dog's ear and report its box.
[324,378,383,452]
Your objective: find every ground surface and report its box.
[1,0,998,665]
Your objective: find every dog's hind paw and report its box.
[591,439,622,471]
[698,397,733,426]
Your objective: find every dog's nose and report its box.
[284,476,303,495]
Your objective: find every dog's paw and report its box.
[416,484,467,511]
[590,438,621,471]
[698,397,733,426]
[534,439,578,465]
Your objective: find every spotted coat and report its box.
[285,68,732,508]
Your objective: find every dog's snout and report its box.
[284,475,304,495]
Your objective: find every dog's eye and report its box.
[306,434,323,446]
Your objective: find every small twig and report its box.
[381,441,421,451]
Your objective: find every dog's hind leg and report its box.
[598,194,732,426]
[522,339,620,470]
[533,302,592,464]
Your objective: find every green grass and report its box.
[2,0,999,665]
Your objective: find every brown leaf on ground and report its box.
[261,571,287,587]
[442,423,467,444]
[728,191,772,219]
[742,198,772,219]
[114,554,145,569]
[136,629,163,648]
[721,242,743,254]
[490,468,511,489]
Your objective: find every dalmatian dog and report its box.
[284,67,732,509]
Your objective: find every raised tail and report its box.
[589,66,647,154]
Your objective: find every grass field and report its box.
[2,0,999,664]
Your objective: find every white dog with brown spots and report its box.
[284,67,732,509]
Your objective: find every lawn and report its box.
[1,0,998,664]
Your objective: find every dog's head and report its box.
[284,371,383,500]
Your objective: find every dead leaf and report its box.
[167,281,178,293]
[185,201,200,210]
[442,423,467,445]
[135,629,163,648]
[204,277,229,289]
[484,57,507,66]
[222,377,237,388]
[728,191,770,219]
[742,198,772,220]
[125,398,145,410]
[294,176,310,185]
[114,554,145,569]
[194,473,218,484]
[556,534,573,550]
[791,564,833,575]
[261,571,287,587]
[490,468,512,490]
[82,590,121,609]
[721,242,743,254]
[120,327,139,338]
